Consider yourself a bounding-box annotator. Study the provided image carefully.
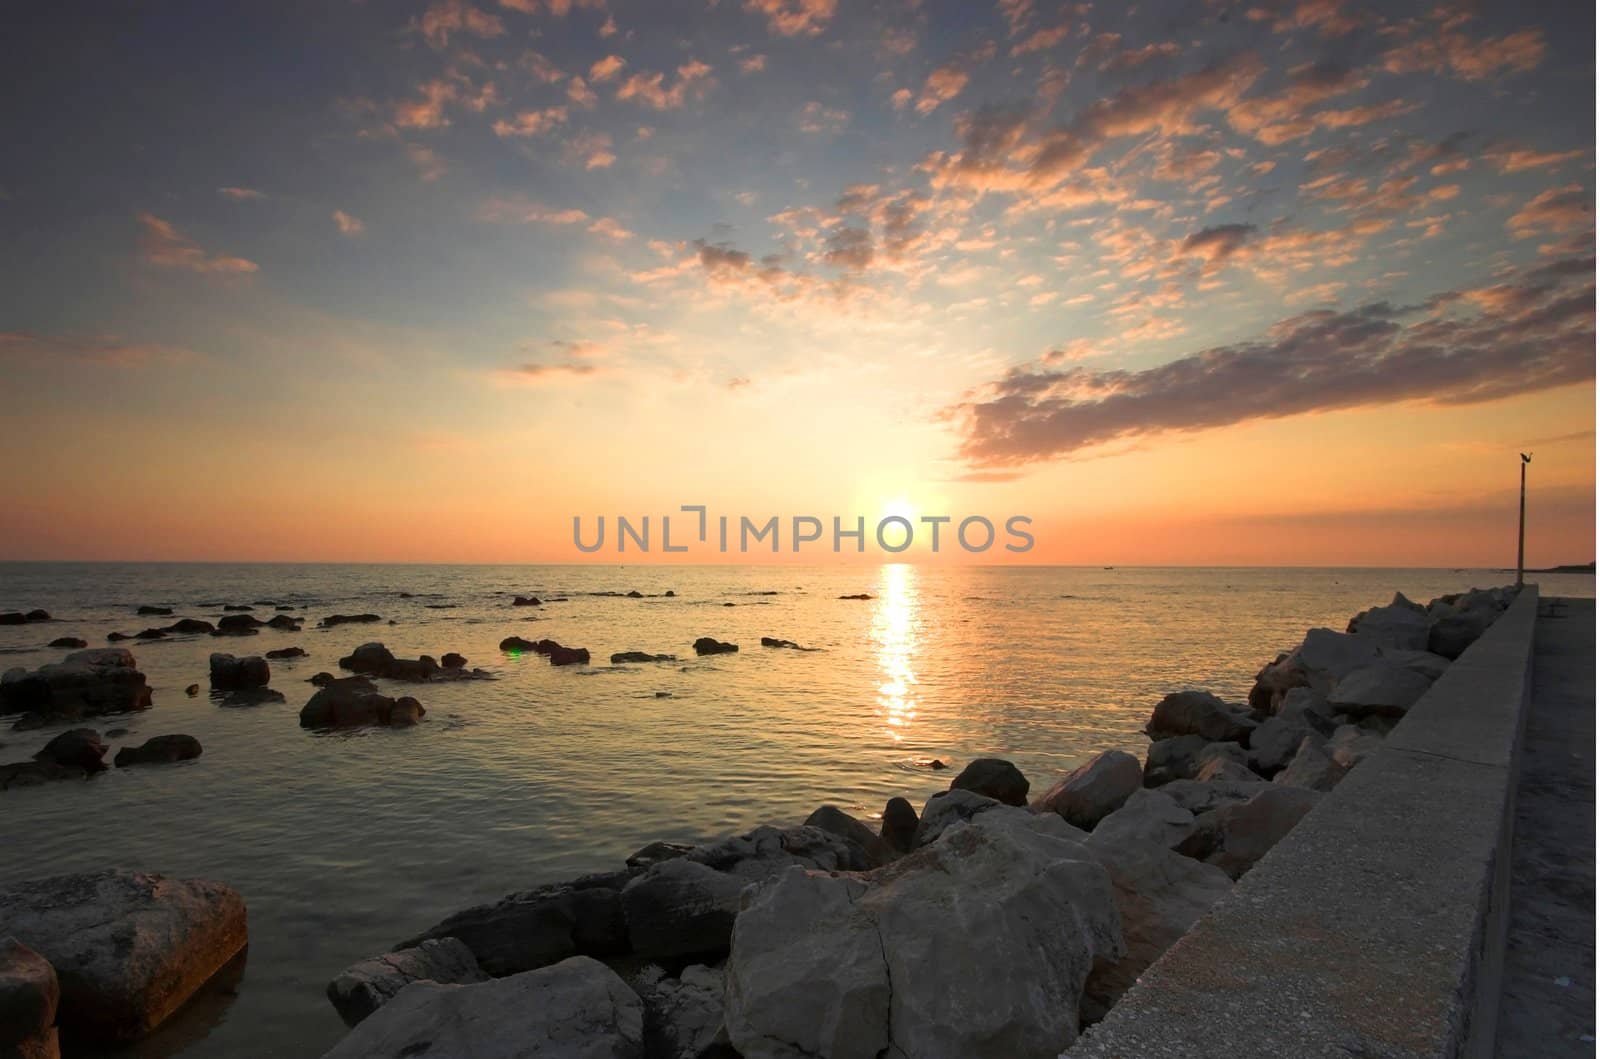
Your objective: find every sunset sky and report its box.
[1,0,1593,565]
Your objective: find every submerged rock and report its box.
[692,638,738,656]
[326,937,486,1027]
[163,619,215,636]
[264,647,306,660]
[299,679,425,729]
[547,644,590,666]
[320,614,381,628]
[0,870,246,1043]
[440,653,466,669]
[0,650,152,727]
[612,652,677,664]
[136,606,172,617]
[0,612,50,626]
[113,735,202,768]
[321,956,644,1059]
[48,637,86,650]
[208,654,270,691]
[34,730,108,773]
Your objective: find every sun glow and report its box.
[873,562,921,742]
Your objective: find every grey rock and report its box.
[621,861,747,961]
[1428,608,1498,659]
[321,956,644,1059]
[1145,691,1256,744]
[1247,716,1322,776]
[913,789,1001,847]
[1157,778,1273,815]
[948,757,1030,805]
[113,735,201,768]
[1203,787,1323,880]
[1275,687,1339,735]
[1192,755,1258,784]
[1345,593,1430,650]
[626,842,695,870]
[1327,662,1434,718]
[636,963,731,1059]
[0,870,246,1043]
[208,653,269,691]
[1273,737,1347,792]
[802,806,892,868]
[1377,647,1452,681]
[1032,750,1142,830]
[1143,737,1248,788]
[1327,724,1385,769]
[878,797,918,855]
[1091,788,1196,850]
[685,826,857,883]
[327,937,485,1027]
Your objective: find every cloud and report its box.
[418,0,504,47]
[1383,27,1546,81]
[739,54,768,74]
[1179,223,1257,266]
[497,361,602,384]
[394,79,459,130]
[567,76,599,107]
[218,186,265,201]
[492,106,567,137]
[0,331,200,367]
[1011,22,1071,57]
[616,60,714,110]
[588,216,633,240]
[822,226,874,271]
[589,55,626,82]
[477,197,590,224]
[1508,185,1591,237]
[915,44,995,115]
[949,255,1595,465]
[566,130,616,168]
[332,210,365,236]
[798,101,849,133]
[136,213,258,275]
[744,0,836,37]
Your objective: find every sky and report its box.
[0,0,1594,566]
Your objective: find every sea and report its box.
[0,562,1591,1057]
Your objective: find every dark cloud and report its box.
[823,226,874,271]
[1181,223,1258,263]
[950,256,1595,465]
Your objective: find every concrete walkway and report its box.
[1495,595,1596,1056]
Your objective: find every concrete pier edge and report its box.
[1068,585,1542,1059]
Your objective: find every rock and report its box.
[1247,716,1322,776]
[1158,778,1274,814]
[1274,737,1346,791]
[1203,786,1323,879]
[879,797,918,854]
[622,860,747,960]
[664,590,676,598]
[513,596,542,606]
[184,684,199,697]
[1345,593,1430,650]
[686,826,859,882]
[34,730,108,772]
[326,937,486,1027]
[221,605,253,612]
[136,606,172,617]
[0,936,59,1059]
[0,650,152,726]
[1145,690,1256,744]
[692,638,738,656]
[1249,627,1387,711]
[440,653,466,669]
[1193,755,1258,783]
[636,962,728,1059]
[339,643,396,676]
[114,735,202,768]
[724,810,1123,1059]
[548,644,591,666]
[265,615,301,631]
[320,614,381,628]
[500,636,543,652]
[1275,687,1339,735]
[0,611,50,625]
[1327,662,1434,718]
[0,870,246,1042]
[264,647,306,660]
[1033,750,1142,829]
[1143,736,1248,787]
[1091,788,1196,850]
[837,593,873,600]
[163,619,214,635]
[132,628,166,641]
[213,614,263,636]
[0,760,87,791]
[105,633,131,643]
[208,653,269,691]
[47,638,85,650]
[914,789,1001,847]
[611,652,676,664]
[321,956,644,1059]
[399,872,633,977]
[1328,724,1385,769]
[1428,608,1498,659]
[625,842,695,870]
[1379,648,1452,681]
[1079,832,1233,1022]
[802,806,892,868]
[948,757,1029,805]
[299,679,424,729]
[759,637,811,650]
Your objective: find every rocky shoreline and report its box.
[0,583,1519,1057]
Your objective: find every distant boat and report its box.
[1103,566,1114,570]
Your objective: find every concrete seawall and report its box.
[1069,585,1542,1059]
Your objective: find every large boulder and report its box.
[213,614,263,636]
[1428,608,1498,660]
[326,937,486,1027]
[1157,777,1273,815]
[724,810,1123,1059]
[1246,716,1322,776]
[878,797,918,855]
[1033,750,1142,829]
[691,638,738,656]
[1079,833,1233,1022]
[1327,663,1434,718]
[1275,687,1339,735]
[0,935,59,1059]
[634,962,728,1059]
[1145,691,1256,745]
[1346,593,1430,650]
[1091,788,1196,850]
[34,730,108,773]
[948,757,1029,805]
[685,825,860,882]
[621,860,747,961]
[208,653,269,691]
[1327,724,1385,769]
[1143,736,1248,787]
[914,789,1002,847]
[1197,787,1323,879]
[0,651,152,725]
[338,643,396,677]
[321,956,644,1059]
[802,806,893,868]
[0,871,246,1043]
[299,679,424,729]
[1378,648,1452,681]
[399,871,633,977]
[113,735,202,768]
[1251,628,1384,710]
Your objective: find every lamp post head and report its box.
[1521,452,1532,464]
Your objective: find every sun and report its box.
[880,497,917,524]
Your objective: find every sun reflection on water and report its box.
[873,563,922,741]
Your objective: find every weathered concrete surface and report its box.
[1494,597,1596,1056]
[1068,586,1543,1059]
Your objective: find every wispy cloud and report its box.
[615,59,714,110]
[332,210,365,236]
[743,0,836,37]
[0,331,201,367]
[136,213,258,275]
[218,186,265,201]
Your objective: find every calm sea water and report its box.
[0,563,1591,1057]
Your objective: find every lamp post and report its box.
[1516,452,1532,588]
